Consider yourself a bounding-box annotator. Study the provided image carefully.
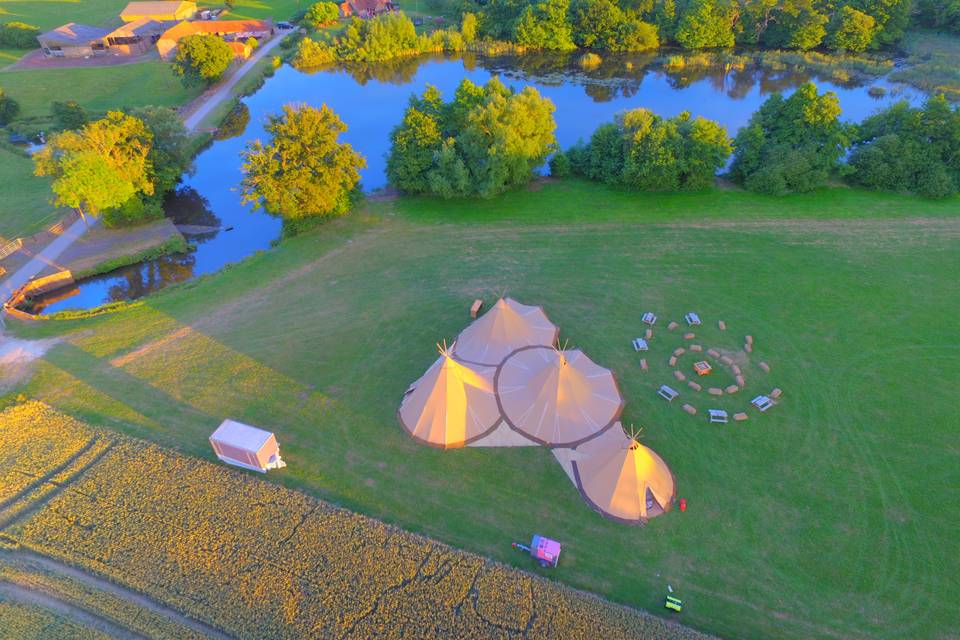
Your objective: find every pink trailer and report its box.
[209,419,286,473]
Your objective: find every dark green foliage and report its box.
[915,0,960,33]
[848,96,960,198]
[0,88,19,126]
[566,108,731,190]
[515,0,576,50]
[827,5,876,51]
[51,100,88,130]
[549,150,572,177]
[570,0,658,51]
[129,106,193,195]
[171,34,233,86]
[386,77,557,198]
[674,0,736,49]
[731,82,848,195]
[0,21,39,48]
[101,193,165,229]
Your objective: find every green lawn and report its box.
[7,182,959,640]
[0,147,58,239]
[0,61,201,122]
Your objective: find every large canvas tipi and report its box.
[495,346,623,447]
[454,298,558,366]
[571,423,675,523]
[398,344,502,448]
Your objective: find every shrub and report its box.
[100,193,165,228]
[731,83,848,195]
[566,108,732,191]
[292,37,336,68]
[386,77,558,198]
[0,88,19,126]
[848,96,960,199]
[171,34,233,85]
[215,102,250,140]
[51,100,88,130]
[549,151,572,178]
[0,21,40,49]
[303,1,340,28]
[579,52,602,68]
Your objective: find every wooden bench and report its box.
[709,409,728,424]
[657,385,679,402]
[751,395,775,412]
[470,299,483,319]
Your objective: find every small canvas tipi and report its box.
[454,298,558,366]
[495,346,623,447]
[571,423,675,523]
[398,343,502,448]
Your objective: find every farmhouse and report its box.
[339,0,398,18]
[119,0,197,22]
[37,23,111,58]
[103,18,167,55]
[156,19,274,59]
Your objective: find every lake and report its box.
[30,51,924,314]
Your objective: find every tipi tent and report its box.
[398,344,502,448]
[454,298,558,366]
[571,423,675,523]
[495,346,623,447]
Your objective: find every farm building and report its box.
[570,423,675,523]
[454,297,558,366]
[209,419,286,473]
[103,18,167,55]
[156,19,273,58]
[37,23,111,58]
[398,345,502,448]
[339,0,398,18]
[119,0,197,22]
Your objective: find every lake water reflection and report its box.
[32,52,923,314]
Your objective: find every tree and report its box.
[34,111,154,220]
[386,77,557,198]
[730,83,848,195]
[571,0,659,51]
[51,100,88,130]
[916,0,960,33]
[130,106,193,195]
[827,6,876,51]
[0,88,19,126]
[566,107,731,190]
[674,0,736,49]
[461,11,479,43]
[240,104,366,221]
[172,34,233,86]
[848,96,960,198]
[304,1,340,28]
[514,0,576,50]
[0,21,39,48]
[761,1,828,50]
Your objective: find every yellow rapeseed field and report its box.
[0,402,709,639]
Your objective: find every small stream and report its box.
[28,51,925,315]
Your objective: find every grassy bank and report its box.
[73,233,189,280]
[892,30,960,100]
[0,147,58,240]
[8,181,959,640]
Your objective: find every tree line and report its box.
[33,80,958,241]
[291,0,944,68]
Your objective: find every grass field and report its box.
[0,147,57,239]
[6,182,959,639]
[0,401,707,639]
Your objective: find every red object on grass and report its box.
[679,498,687,512]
